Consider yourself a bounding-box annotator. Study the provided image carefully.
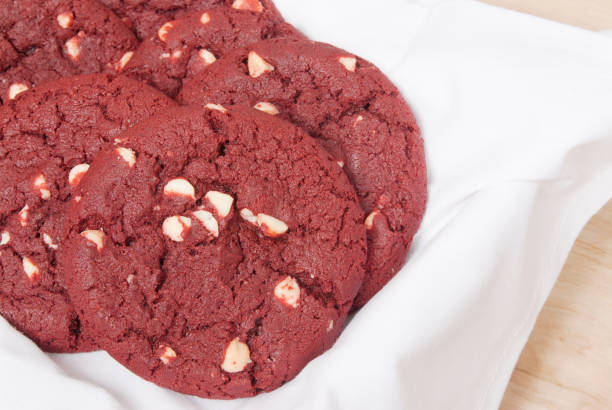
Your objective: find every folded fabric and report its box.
[2,1,612,409]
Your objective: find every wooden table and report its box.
[480,1,612,408]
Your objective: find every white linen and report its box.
[2,1,612,408]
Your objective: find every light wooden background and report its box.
[480,0,612,408]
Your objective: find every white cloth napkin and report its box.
[2,1,612,409]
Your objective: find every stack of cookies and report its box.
[0,0,427,399]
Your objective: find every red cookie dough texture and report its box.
[122,7,303,97]
[0,0,138,104]
[0,74,177,352]
[62,105,367,398]
[179,38,428,308]
[99,0,287,40]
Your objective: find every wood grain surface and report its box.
[483,0,612,30]
[479,1,612,408]
[500,201,612,409]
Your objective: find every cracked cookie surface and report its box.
[179,38,428,308]
[0,0,138,104]
[99,0,287,40]
[122,7,302,98]
[62,105,366,398]
[0,74,177,352]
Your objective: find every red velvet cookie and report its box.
[99,0,286,40]
[179,38,428,308]
[62,105,367,398]
[0,74,177,352]
[0,0,138,104]
[122,7,302,97]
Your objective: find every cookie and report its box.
[62,105,367,398]
[179,38,428,308]
[100,0,286,41]
[122,7,303,97]
[0,0,138,104]
[0,74,177,352]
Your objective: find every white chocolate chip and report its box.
[159,345,177,364]
[115,147,136,167]
[364,210,379,230]
[116,51,134,71]
[192,209,219,238]
[18,204,29,226]
[253,102,279,115]
[248,51,274,78]
[158,22,173,42]
[68,163,89,186]
[81,230,105,252]
[353,115,364,126]
[204,191,234,218]
[163,178,195,200]
[337,161,344,168]
[171,49,182,60]
[160,52,170,59]
[197,49,216,65]
[240,209,289,237]
[257,213,289,237]
[64,33,82,62]
[327,320,334,332]
[199,12,211,24]
[39,188,51,200]
[0,231,10,246]
[126,274,135,284]
[42,233,58,250]
[162,216,191,242]
[221,338,252,373]
[205,103,227,113]
[8,83,28,100]
[232,0,263,12]
[57,11,74,29]
[33,174,50,200]
[274,276,300,308]
[239,208,257,225]
[338,56,357,72]
[22,257,40,280]
[74,195,82,203]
